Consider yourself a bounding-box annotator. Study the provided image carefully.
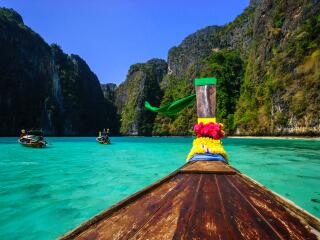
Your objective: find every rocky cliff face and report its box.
[154,0,320,136]
[101,83,117,102]
[115,59,167,135]
[234,0,320,135]
[100,83,120,134]
[0,8,118,136]
[167,26,220,80]
[110,0,319,136]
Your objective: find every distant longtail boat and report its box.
[60,78,320,239]
[96,129,111,144]
[18,129,47,148]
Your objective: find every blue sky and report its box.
[1,0,249,84]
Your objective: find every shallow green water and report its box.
[0,137,319,239]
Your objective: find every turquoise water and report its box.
[0,137,319,239]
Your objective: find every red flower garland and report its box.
[193,122,224,140]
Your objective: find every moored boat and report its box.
[96,128,111,144]
[18,130,47,148]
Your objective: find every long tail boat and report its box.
[18,130,47,148]
[96,129,111,144]
[60,78,320,240]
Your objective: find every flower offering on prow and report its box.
[187,122,228,161]
[193,122,225,139]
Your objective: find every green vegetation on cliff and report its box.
[115,59,167,135]
[154,0,320,136]
[201,50,244,132]
[152,50,244,135]
[235,2,320,135]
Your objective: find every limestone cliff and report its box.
[115,59,167,135]
[0,8,117,135]
[101,83,117,103]
[153,0,320,136]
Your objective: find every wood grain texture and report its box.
[131,174,202,240]
[196,85,216,118]
[60,161,320,240]
[227,174,318,240]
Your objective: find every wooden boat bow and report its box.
[60,160,320,240]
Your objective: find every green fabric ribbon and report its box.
[144,93,196,116]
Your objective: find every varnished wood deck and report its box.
[60,161,320,240]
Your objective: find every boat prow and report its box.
[59,160,320,240]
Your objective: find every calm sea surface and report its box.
[0,137,319,239]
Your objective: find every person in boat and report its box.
[20,129,27,138]
[19,129,30,143]
[103,128,110,142]
[102,128,107,137]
